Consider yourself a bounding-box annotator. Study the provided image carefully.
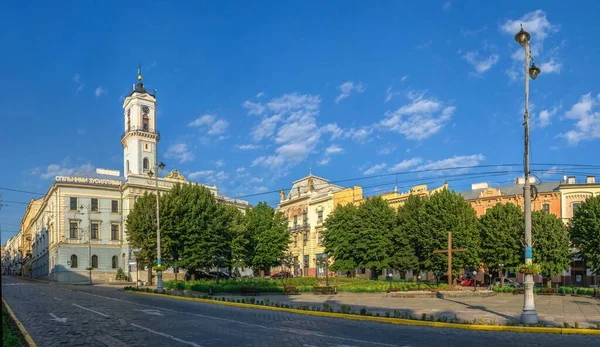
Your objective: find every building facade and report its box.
[2,69,249,283]
[277,175,343,277]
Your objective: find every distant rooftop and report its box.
[459,180,560,200]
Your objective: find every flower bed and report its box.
[163,277,446,294]
[492,285,597,296]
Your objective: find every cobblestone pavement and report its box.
[2,276,599,347]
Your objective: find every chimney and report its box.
[587,176,596,184]
[567,176,576,184]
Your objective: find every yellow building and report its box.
[333,183,447,210]
[19,198,43,277]
[277,174,344,277]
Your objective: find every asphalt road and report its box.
[1,276,598,347]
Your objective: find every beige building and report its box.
[277,174,343,277]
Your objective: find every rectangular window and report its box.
[111,224,119,240]
[69,197,78,211]
[303,255,309,267]
[293,235,298,248]
[302,212,308,225]
[91,223,99,240]
[542,203,550,214]
[293,216,298,227]
[69,222,78,239]
[111,200,119,213]
[572,202,582,212]
[91,198,99,212]
[303,232,308,246]
[318,232,324,246]
[317,210,323,224]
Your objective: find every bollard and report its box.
[209,286,213,296]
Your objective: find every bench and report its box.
[513,288,525,295]
[241,286,259,296]
[313,286,335,295]
[283,285,299,295]
[540,287,558,295]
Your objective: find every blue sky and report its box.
[1,1,600,241]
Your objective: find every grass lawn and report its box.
[165,277,446,294]
[2,305,23,347]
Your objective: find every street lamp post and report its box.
[515,24,541,324]
[473,271,477,292]
[499,263,504,287]
[148,161,166,293]
[387,272,393,292]
[78,205,92,285]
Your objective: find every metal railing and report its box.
[288,223,310,232]
[121,126,161,140]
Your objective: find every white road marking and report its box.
[49,313,68,323]
[131,323,203,347]
[54,297,62,301]
[134,308,163,316]
[72,303,109,317]
[77,291,400,347]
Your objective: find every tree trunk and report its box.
[499,269,504,287]
[147,267,153,286]
[174,267,178,282]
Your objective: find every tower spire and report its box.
[137,62,143,82]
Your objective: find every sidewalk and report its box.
[159,288,600,328]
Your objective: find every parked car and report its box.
[459,278,484,287]
[209,271,235,280]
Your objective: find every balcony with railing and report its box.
[288,222,310,232]
[121,126,161,141]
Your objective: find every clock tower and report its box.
[121,65,160,178]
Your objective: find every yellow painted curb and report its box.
[2,297,38,347]
[125,290,600,335]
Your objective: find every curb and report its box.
[2,297,38,347]
[125,290,600,335]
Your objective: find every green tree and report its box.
[354,197,396,277]
[569,195,600,275]
[395,195,425,273]
[214,204,246,279]
[323,202,361,274]
[126,193,157,284]
[479,203,523,284]
[160,184,186,280]
[531,210,571,285]
[244,202,289,276]
[416,188,480,277]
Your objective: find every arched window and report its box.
[126,160,130,174]
[142,115,149,131]
[112,255,118,269]
[92,255,98,268]
[143,158,150,172]
[70,255,78,268]
[127,114,131,131]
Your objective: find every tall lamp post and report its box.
[133,248,141,289]
[78,205,92,285]
[148,161,166,293]
[515,24,541,324]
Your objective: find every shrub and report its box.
[340,305,352,314]
[115,268,127,281]
[421,313,427,321]
[360,307,367,315]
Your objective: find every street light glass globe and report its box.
[514,28,530,46]
[529,63,541,80]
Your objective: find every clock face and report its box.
[142,105,150,115]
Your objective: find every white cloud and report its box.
[400,76,408,83]
[242,100,266,116]
[364,163,387,175]
[442,1,452,10]
[237,144,262,150]
[207,119,228,135]
[254,186,268,193]
[462,51,499,74]
[377,145,396,155]
[461,26,487,37]
[250,177,263,183]
[164,143,194,163]
[256,92,265,98]
[73,74,84,93]
[251,114,281,141]
[236,167,246,173]
[379,92,455,140]
[189,114,228,136]
[189,114,215,127]
[388,158,423,173]
[537,107,557,128]
[335,81,366,104]
[385,86,403,103]
[317,158,330,166]
[94,86,105,98]
[35,158,95,180]
[416,40,433,50]
[321,123,344,140]
[215,159,225,168]
[559,93,600,145]
[188,170,228,183]
[344,127,373,142]
[417,154,485,173]
[325,144,343,155]
[540,58,562,74]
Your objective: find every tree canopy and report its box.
[126,193,158,267]
[479,203,523,273]
[569,195,600,274]
[531,210,571,278]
